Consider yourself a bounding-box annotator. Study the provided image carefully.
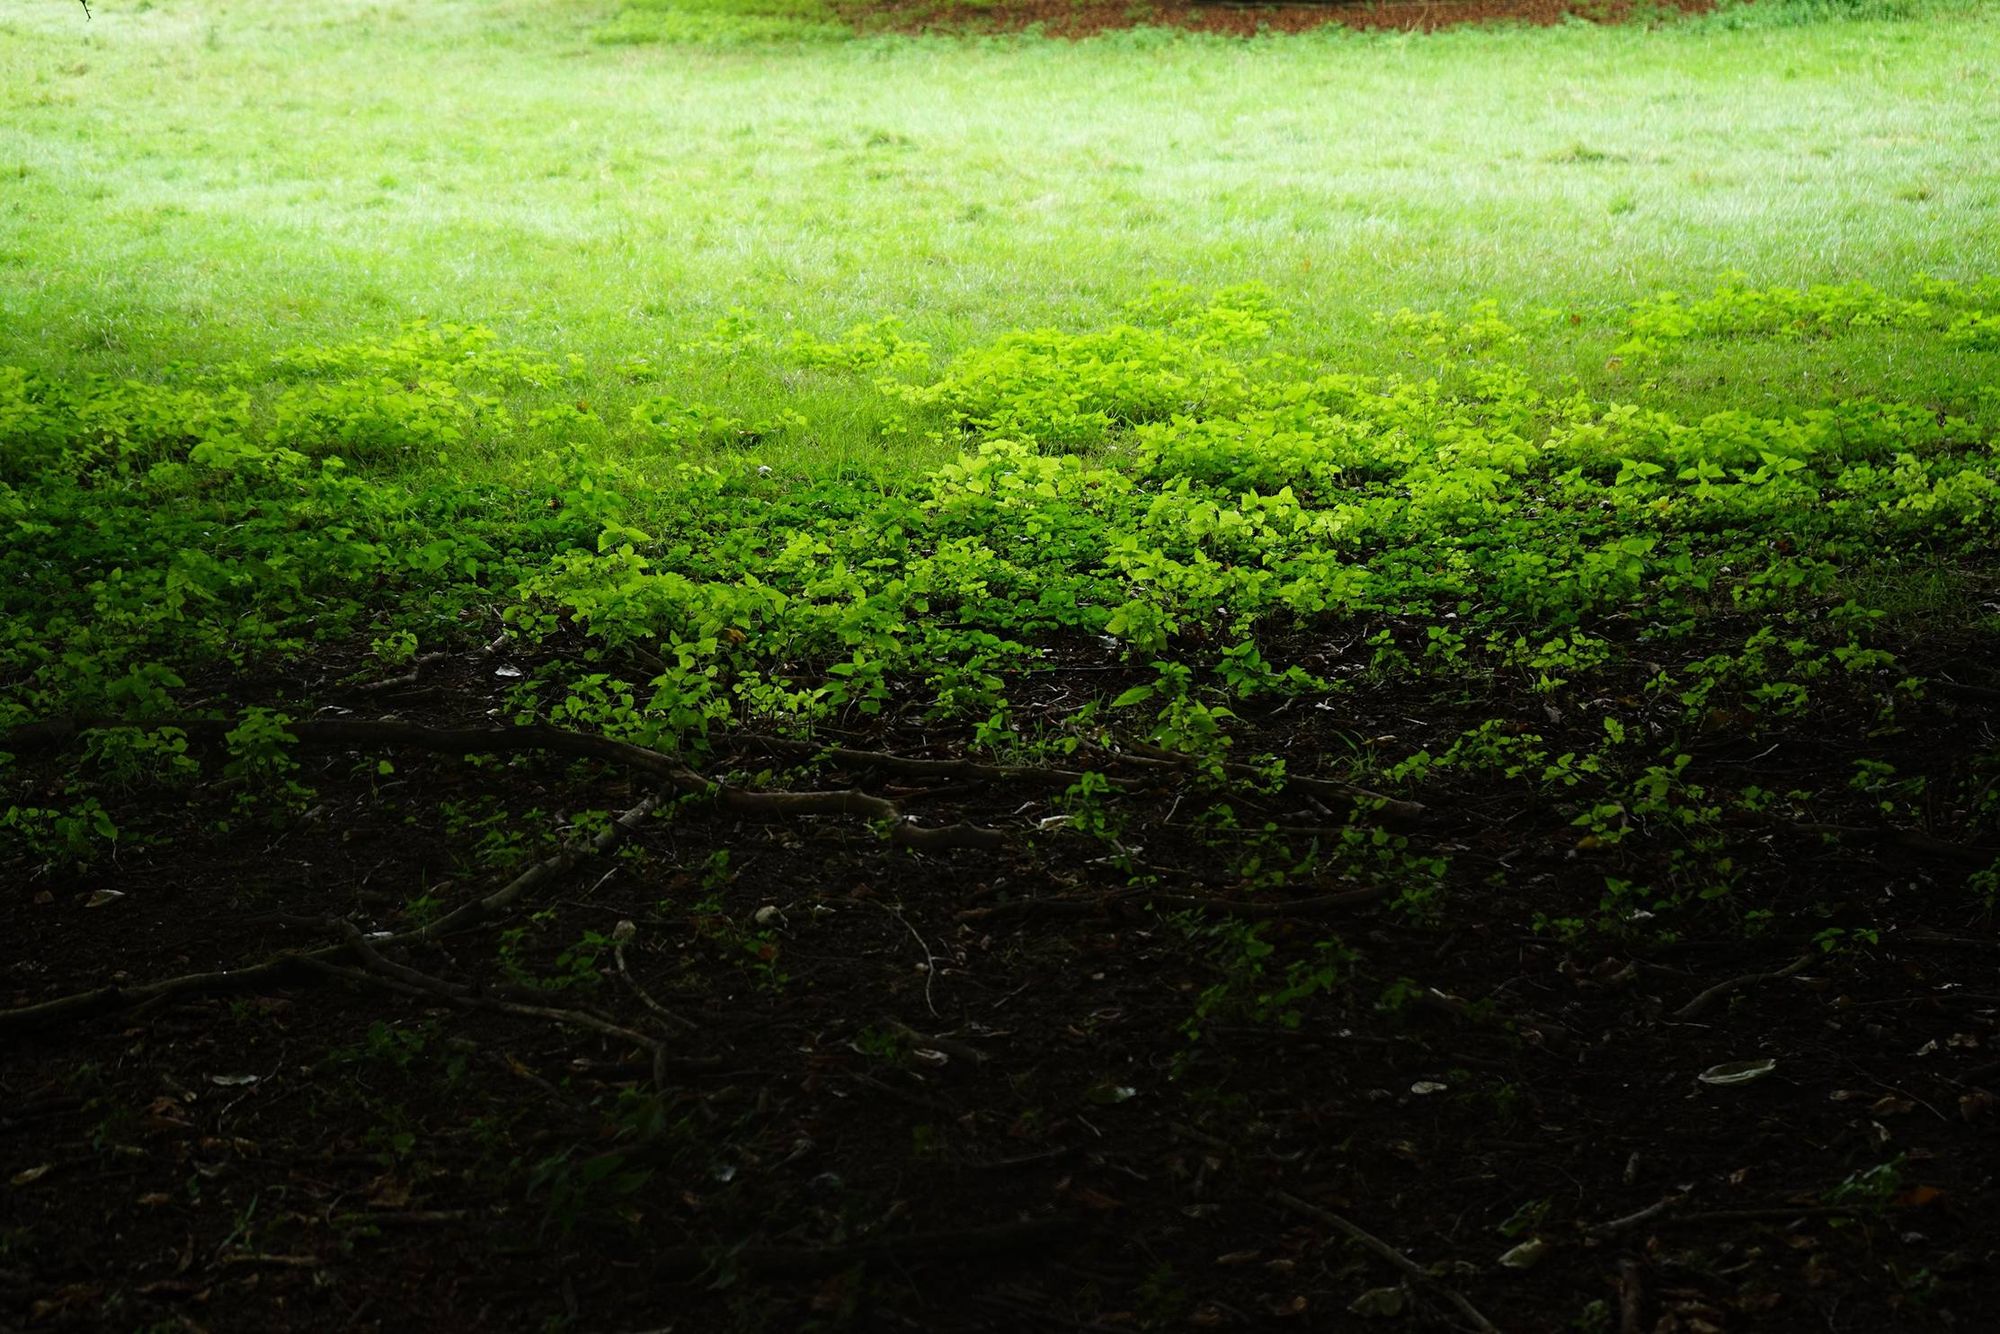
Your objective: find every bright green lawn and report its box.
[2,0,1996,471]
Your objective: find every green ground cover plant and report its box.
[5,271,1997,1329]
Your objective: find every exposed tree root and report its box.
[1120,740,1427,826]
[0,791,662,1040]
[4,716,1006,851]
[330,921,679,1089]
[735,732,1425,826]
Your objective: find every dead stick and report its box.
[1672,955,1814,1021]
[346,651,452,695]
[1586,1195,1683,1239]
[612,925,699,1033]
[1271,1190,1499,1334]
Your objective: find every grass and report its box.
[2,0,1996,473]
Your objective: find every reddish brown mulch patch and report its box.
[3,625,1998,1331]
[835,0,1716,39]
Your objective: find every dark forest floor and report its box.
[5,626,1996,1333]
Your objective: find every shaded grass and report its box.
[1,0,1996,475]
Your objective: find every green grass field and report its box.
[5,0,1998,471]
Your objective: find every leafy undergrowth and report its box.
[3,282,1999,1330]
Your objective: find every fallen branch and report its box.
[345,651,452,696]
[1270,1190,1499,1334]
[1672,954,1814,1021]
[1585,1194,1685,1240]
[0,792,661,1040]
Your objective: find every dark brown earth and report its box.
[835,0,1715,40]
[3,618,1997,1332]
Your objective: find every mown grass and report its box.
[2,0,1996,475]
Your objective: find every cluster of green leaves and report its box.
[4,280,1997,955]
[1616,276,2000,358]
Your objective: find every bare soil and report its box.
[834,0,1716,40]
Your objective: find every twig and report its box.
[346,651,452,695]
[868,901,942,1017]
[1586,1194,1684,1239]
[1270,1190,1498,1334]
[612,925,699,1033]
[1672,954,1814,1021]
